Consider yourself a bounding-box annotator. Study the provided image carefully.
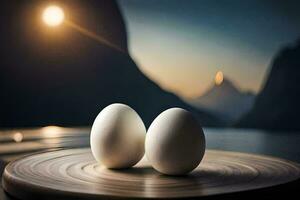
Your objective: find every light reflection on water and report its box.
[12,132,23,143]
[41,126,65,138]
[204,128,300,163]
[5,127,299,164]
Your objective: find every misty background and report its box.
[118,0,300,129]
[0,0,300,130]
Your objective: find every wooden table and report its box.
[0,127,90,200]
[0,127,300,199]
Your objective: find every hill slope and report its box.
[189,78,255,123]
[237,39,300,130]
[0,0,220,127]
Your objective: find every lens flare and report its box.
[41,5,125,53]
[43,6,65,27]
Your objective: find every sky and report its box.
[118,0,300,98]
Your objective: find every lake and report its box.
[205,128,300,163]
[0,127,300,163]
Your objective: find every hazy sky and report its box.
[118,0,300,98]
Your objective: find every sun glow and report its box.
[215,71,224,85]
[43,6,65,27]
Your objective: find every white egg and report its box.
[90,103,146,169]
[145,108,205,175]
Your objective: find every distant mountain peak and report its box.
[215,77,237,88]
[213,71,237,89]
[208,72,240,96]
[187,74,255,124]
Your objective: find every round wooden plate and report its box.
[2,148,300,199]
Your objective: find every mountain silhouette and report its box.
[188,77,255,124]
[0,0,219,128]
[237,39,300,130]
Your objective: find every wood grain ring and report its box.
[2,148,300,199]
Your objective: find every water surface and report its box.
[205,128,300,163]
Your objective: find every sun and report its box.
[43,6,65,27]
[215,71,224,85]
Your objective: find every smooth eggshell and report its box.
[145,108,205,175]
[90,103,146,169]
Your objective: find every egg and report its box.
[90,103,146,169]
[145,108,205,175]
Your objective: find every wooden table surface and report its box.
[0,127,299,199]
[0,127,90,200]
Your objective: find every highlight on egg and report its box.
[145,108,206,175]
[90,103,146,169]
